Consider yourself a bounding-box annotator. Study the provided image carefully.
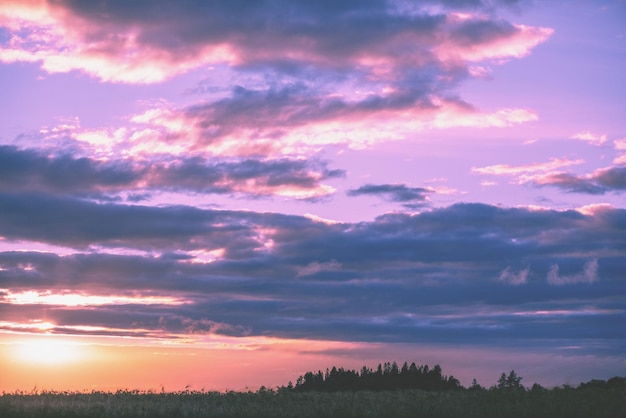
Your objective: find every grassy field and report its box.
[2,387,625,418]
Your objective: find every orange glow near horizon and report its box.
[0,331,615,393]
[0,333,374,393]
[1,289,190,307]
[11,336,88,366]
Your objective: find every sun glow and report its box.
[12,337,87,366]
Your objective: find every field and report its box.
[2,387,625,418]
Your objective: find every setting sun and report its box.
[12,337,87,366]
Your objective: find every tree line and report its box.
[293,361,461,392]
[287,361,626,393]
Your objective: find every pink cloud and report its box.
[547,259,599,286]
[0,1,552,84]
[472,157,584,176]
[571,131,608,146]
[532,165,626,195]
[614,154,626,164]
[498,266,530,286]
[211,179,336,200]
[32,94,536,160]
[122,98,538,158]
[0,1,237,83]
[436,20,553,63]
[613,138,626,164]
[470,157,625,194]
[430,104,538,129]
[303,213,341,225]
[614,138,626,150]
[468,65,493,78]
[575,203,615,216]
[2,289,190,307]
[296,260,342,278]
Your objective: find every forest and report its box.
[290,361,625,393]
[293,361,462,392]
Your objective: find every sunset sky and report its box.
[1,0,625,392]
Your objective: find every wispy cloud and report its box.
[547,259,599,286]
[472,157,626,195]
[614,138,626,150]
[499,266,530,286]
[571,131,608,146]
[347,183,434,208]
[613,138,626,164]
[1,289,189,307]
[533,166,626,195]
[472,157,583,177]
[296,260,342,278]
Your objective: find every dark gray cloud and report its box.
[535,166,626,195]
[146,155,344,197]
[347,183,433,208]
[59,0,432,68]
[449,16,518,45]
[422,0,528,9]
[1,195,624,265]
[1,198,624,351]
[0,145,342,198]
[0,192,232,250]
[0,192,334,255]
[0,145,138,193]
[1,252,624,349]
[57,0,527,59]
[593,166,626,189]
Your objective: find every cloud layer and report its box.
[1,197,624,351]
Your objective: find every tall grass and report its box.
[1,386,625,418]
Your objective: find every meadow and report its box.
[2,386,625,418]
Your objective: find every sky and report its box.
[0,0,625,392]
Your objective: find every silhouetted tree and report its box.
[391,361,399,376]
[607,377,626,388]
[401,362,409,375]
[496,370,524,391]
[579,376,626,389]
[530,383,546,392]
[446,375,462,390]
[469,379,484,391]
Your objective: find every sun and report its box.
[12,337,87,366]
